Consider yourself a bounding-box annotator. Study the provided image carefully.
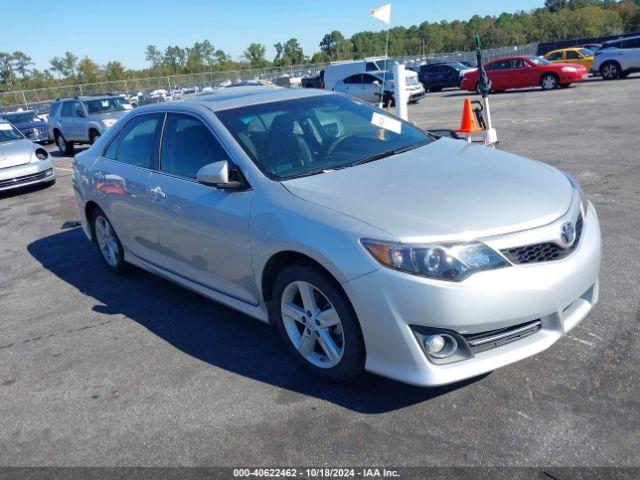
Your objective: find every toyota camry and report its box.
[72,87,601,386]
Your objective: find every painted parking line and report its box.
[56,167,73,172]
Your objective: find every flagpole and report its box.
[379,29,389,108]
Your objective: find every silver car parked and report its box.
[0,120,55,192]
[73,87,601,386]
[48,95,132,155]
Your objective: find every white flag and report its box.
[370,3,391,24]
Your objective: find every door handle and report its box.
[150,186,166,201]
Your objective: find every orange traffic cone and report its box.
[456,98,483,135]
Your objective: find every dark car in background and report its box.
[418,62,472,92]
[0,111,50,143]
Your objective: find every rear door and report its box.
[546,51,564,64]
[93,112,166,264]
[59,102,78,140]
[486,60,511,90]
[147,112,256,304]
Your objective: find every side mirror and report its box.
[76,109,86,117]
[196,160,245,191]
[372,80,381,86]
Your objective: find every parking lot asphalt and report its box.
[1,77,639,467]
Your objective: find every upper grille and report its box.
[501,215,583,265]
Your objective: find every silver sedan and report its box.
[0,120,55,192]
[72,87,601,386]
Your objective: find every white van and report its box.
[323,57,415,90]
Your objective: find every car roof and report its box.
[603,34,640,45]
[133,86,332,112]
[488,56,531,63]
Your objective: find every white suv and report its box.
[591,35,640,80]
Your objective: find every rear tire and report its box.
[90,207,128,274]
[55,132,74,155]
[541,73,559,90]
[271,263,365,382]
[600,61,620,80]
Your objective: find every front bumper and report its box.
[342,202,601,387]
[0,159,56,192]
[559,71,589,84]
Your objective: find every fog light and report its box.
[424,334,457,359]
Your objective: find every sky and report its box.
[3,0,542,71]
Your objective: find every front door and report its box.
[148,112,256,304]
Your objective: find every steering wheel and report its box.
[325,135,354,157]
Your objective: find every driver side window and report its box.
[160,113,230,179]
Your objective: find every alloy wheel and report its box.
[95,215,120,267]
[280,280,345,368]
[602,64,618,80]
[542,75,557,90]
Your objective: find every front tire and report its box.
[91,207,128,274]
[271,264,365,382]
[55,132,74,155]
[541,73,559,90]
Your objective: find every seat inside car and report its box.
[265,113,313,175]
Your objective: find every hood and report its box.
[551,62,588,70]
[282,138,573,242]
[0,138,34,168]
[12,120,47,130]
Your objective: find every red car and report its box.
[460,55,589,92]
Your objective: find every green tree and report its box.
[11,52,33,78]
[62,51,78,78]
[244,43,268,68]
[77,57,100,83]
[104,61,126,81]
[319,31,345,57]
[145,45,163,70]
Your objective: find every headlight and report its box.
[102,119,117,127]
[563,171,589,214]
[562,67,577,73]
[361,239,509,282]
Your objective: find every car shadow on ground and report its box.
[28,227,487,414]
[0,181,55,200]
[47,146,89,158]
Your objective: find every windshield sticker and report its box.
[101,100,110,108]
[371,112,401,134]
[0,123,12,131]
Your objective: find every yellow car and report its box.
[543,48,595,70]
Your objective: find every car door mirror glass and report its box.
[76,109,86,117]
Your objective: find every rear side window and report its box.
[344,74,362,84]
[160,113,229,179]
[104,113,163,169]
[547,52,563,61]
[622,38,640,49]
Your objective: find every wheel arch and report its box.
[84,200,100,242]
[261,250,342,306]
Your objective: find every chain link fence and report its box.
[0,43,537,113]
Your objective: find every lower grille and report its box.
[502,215,583,265]
[0,169,53,189]
[463,320,541,354]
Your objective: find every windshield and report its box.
[0,123,24,142]
[529,56,550,66]
[83,97,130,114]
[375,59,398,71]
[216,95,433,181]
[1,112,38,124]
